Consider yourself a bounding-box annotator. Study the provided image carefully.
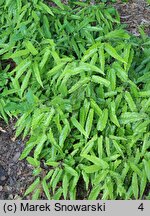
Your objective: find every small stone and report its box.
[0,176,6,181]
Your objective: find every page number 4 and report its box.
[138,203,144,211]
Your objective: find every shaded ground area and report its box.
[0,120,34,199]
[0,0,150,200]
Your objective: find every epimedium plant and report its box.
[0,0,150,200]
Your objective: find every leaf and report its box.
[62,173,69,199]
[26,157,40,167]
[59,124,69,148]
[132,173,138,199]
[34,134,47,159]
[51,0,64,10]
[71,116,87,138]
[63,164,78,177]
[124,91,137,112]
[82,165,101,173]
[81,154,109,168]
[85,108,94,138]
[39,2,54,16]
[88,185,101,200]
[24,177,40,196]
[33,61,43,87]
[24,41,38,55]
[91,75,110,87]
[143,159,150,181]
[97,109,108,131]
[42,179,51,200]
[105,43,126,64]
[140,170,147,199]
[68,77,90,94]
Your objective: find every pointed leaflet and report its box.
[143,159,150,181]
[81,154,109,169]
[105,43,126,64]
[63,164,78,177]
[39,2,54,16]
[99,44,105,72]
[42,179,51,200]
[71,116,87,138]
[85,108,94,138]
[91,75,110,87]
[62,173,69,199]
[24,177,40,196]
[59,124,69,148]
[68,77,90,94]
[24,41,38,55]
[88,185,101,200]
[97,109,108,131]
[33,61,43,87]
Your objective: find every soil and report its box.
[0,120,34,200]
[0,0,150,200]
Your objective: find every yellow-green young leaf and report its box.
[97,108,108,131]
[46,159,59,166]
[24,41,38,55]
[24,177,40,196]
[105,43,127,64]
[81,134,97,155]
[85,108,94,138]
[105,29,130,40]
[42,179,51,200]
[71,116,87,138]
[124,91,137,112]
[48,129,64,155]
[91,75,110,87]
[10,49,29,58]
[132,173,138,199]
[19,140,37,160]
[33,61,43,87]
[82,165,101,173]
[81,154,109,168]
[143,159,150,181]
[63,164,78,177]
[98,136,103,158]
[99,45,105,72]
[90,98,102,117]
[88,185,101,200]
[139,91,150,97]
[82,171,89,190]
[27,157,40,167]
[62,173,69,199]
[21,70,32,96]
[44,108,55,128]
[81,45,97,62]
[39,2,54,16]
[68,77,90,94]
[51,0,64,9]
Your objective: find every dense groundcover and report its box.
[0,0,150,200]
